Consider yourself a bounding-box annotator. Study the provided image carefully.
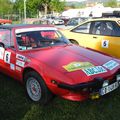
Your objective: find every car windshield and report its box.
[16,28,70,51]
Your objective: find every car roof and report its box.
[87,17,120,22]
[0,24,55,30]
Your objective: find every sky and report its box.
[65,0,82,1]
[65,0,120,1]
[66,0,84,1]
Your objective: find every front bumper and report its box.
[57,76,120,94]
[50,72,120,101]
[57,77,104,91]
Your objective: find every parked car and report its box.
[0,19,12,25]
[47,17,64,25]
[56,17,88,30]
[0,24,120,104]
[61,18,120,58]
[59,16,70,24]
[22,18,49,25]
[65,17,88,27]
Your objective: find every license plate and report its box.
[100,82,119,96]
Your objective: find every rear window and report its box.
[0,29,13,47]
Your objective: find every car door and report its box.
[90,20,120,58]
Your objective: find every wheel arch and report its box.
[23,67,54,103]
[23,67,43,83]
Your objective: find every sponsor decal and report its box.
[63,62,94,72]
[82,66,107,76]
[102,40,109,48]
[0,47,5,60]
[27,47,32,50]
[18,46,26,50]
[10,63,15,70]
[16,60,25,67]
[16,66,22,72]
[4,51,11,64]
[16,54,26,61]
[103,60,119,70]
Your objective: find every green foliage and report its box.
[65,1,86,9]
[104,0,117,8]
[13,0,65,18]
[0,0,13,16]
[50,0,65,12]
[13,0,38,18]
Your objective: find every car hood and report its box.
[26,45,120,84]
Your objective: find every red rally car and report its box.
[0,24,120,104]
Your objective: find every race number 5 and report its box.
[102,40,109,48]
[4,51,11,64]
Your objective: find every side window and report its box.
[16,32,40,50]
[91,22,101,35]
[0,29,14,48]
[92,21,119,36]
[71,22,91,33]
[101,22,113,36]
[110,22,120,37]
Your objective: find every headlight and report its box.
[116,74,120,82]
[102,80,109,87]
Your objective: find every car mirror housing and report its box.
[0,42,5,48]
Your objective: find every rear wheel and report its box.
[24,71,53,104]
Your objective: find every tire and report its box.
[24,71,53,104]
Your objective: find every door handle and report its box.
[93,36,97,38]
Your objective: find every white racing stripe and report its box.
[15,27,57,33]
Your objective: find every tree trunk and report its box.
[44,4,48,16]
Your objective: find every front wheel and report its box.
[24,71,53,104]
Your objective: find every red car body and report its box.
[0,24,120,103]
[0,19,12,24]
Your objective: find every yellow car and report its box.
[61,18,120,58]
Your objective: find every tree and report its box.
[13,0,65,18]
[104,0,117,8]
[50,0,65,13]
[0,0,13,18]
[37,0,65,15]
[13,0,39,18]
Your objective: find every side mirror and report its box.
[0,42,5,48]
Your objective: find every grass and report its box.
[0,73,120,120]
